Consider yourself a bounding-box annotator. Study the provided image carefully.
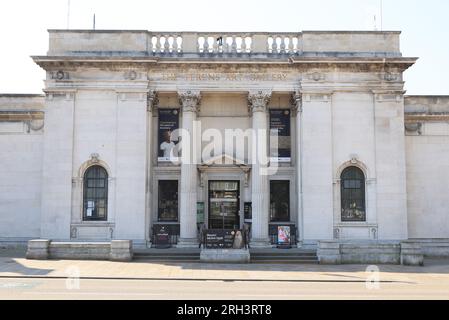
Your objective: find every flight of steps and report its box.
[133,248,201,263]
[250,249,318,264]
[133,248,318,264]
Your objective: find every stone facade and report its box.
[0,30,448,260]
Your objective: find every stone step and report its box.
[251,259,319,264]
[134,255,200,259]
[135,255,200,258]
[134,259,200,263]
[133,249,318,263]
[251,252,317,256]
[251,255,317,260]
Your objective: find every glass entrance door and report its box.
[208,181,240,229]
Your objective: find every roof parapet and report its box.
[46,30,403,58]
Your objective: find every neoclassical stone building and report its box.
[1,30,448,255]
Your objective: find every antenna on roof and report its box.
[93,13,96,30]
[66,0,71,29]
[380,0,383,31]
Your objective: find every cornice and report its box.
[32,56,159,70]
[290,56,418,72]
[0,111,44,121]
[32,55,418,71]
[405,113,449,122]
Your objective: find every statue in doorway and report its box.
[233,230,244,249]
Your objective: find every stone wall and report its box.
[0,95,44,241]
[405,96,449,239]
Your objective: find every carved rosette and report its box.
[147,90,159,112]
[291,89,302,115]
[248,90,271,114]
[178,90,201,114]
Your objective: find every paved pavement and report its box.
[1,248,449,299]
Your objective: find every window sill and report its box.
[269,221,295,224]
[154,221,179,224]
[72,222,115,227]
[335,222,377,228]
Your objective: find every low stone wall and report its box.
[49,242,110,260]
[317,240,424,266]
[200,249,250,263]
[26,239,133,261]
[340,242,401,265]
[415,239,449,257]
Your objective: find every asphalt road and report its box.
[1,276,449,300]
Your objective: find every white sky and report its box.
[1,0,448,95]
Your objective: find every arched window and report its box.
[341,166,366,222]
[83,165,108,221]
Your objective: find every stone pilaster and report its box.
[40,91,76,240]
[292,90,303,247]
[248,90,271,248]
[177,90,201,248]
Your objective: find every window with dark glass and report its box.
[158,180,178,221]
[270,180,290,222]
[341,166,366,222]
[83,165,108,221]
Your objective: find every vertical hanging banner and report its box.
[158,109,180,162]
[269,109,291,162]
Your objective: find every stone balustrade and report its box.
[267,33,301,54]
[149,33,184,54]
[149,32,300,55]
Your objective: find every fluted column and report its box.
[248,90,272,248]
[292,90,303,247]
[146,90,157,246]
[177,90,201,248]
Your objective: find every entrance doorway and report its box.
[208,181,240,229]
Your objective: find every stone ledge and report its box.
[26,239,133,261]
[317,240,424,266]
[400,241,424,266]
[200,249,250,263]
[110,240,133,261]
[26,239,50,259]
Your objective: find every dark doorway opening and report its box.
[208,181,240,229]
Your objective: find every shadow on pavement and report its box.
[0,249,54,276]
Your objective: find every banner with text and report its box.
[158,109,180,162]
[269,109,291,162]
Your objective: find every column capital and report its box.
[178,90,201,114]
[291,89,302,116]
[147,90,159,112]
[248,90,271,114]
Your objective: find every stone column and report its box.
[248,90,271,248]
[292,90,303,247]
[177,90,201,248]
[145,90,157,246]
